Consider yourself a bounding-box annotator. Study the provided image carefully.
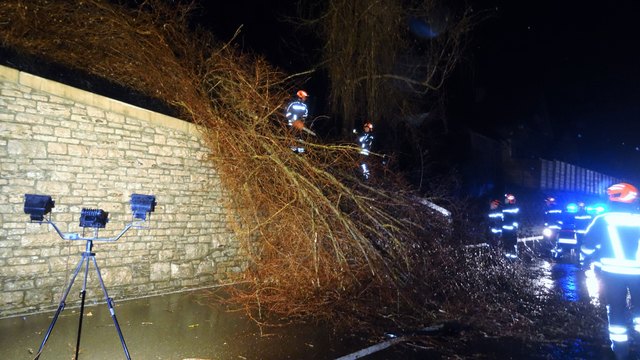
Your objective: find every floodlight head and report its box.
[130,194,156,221]
[24,194,55,221]
[79,209,109,228]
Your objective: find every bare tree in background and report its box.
[315,0,478,142]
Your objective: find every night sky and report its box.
[202,0,640,179]
[451,0,640,178]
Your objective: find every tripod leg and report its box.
[35,254,87,360]
[74,252,92,360]
[91,256,131,360]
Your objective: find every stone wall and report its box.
[0,64,243,317]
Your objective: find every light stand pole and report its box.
[24,194,156,360]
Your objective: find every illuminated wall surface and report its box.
[0,65,244,317]
[539,159,620,196]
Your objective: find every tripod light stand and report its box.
[24,194,157,360]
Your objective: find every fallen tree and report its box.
[0,1,606,355]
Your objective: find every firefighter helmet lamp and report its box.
[24,194,55,221]
[130,194,156,221]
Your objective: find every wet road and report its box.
[0,247,623,359]
[0,288,359,360]
[535,256,601,305]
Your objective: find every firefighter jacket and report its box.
[544,205,563,229]
[582,212,640,275]
[356,131,374,156]
[285,99,308,126]
[501,204,520,236]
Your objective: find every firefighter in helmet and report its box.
[581,182,640,358]
[501,193,519,258]
[284,90,309,153]
[354,122,374,180]
[544,196,563,230]
[543,196,563,253]
[488,199,503,246]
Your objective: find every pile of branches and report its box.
[0,0,604,347]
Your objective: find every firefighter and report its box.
[543,196,563,255]
[488,199,503,246]
[544,196,563,230]
[284,90,309,153]
[501,193,519,258]
[353,122,374,180]
[573,201,595,255]
[581,182,640,358]
[553,201,593,261]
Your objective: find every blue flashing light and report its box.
[586,203,607,214]
[566,203,578,213]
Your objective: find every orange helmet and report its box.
[296,90,308,100]
[363,122,373,131]
[607,183,638,203]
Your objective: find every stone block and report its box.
[23,289,51,306]
[34,180,71,195]
[3,279,34,291]
[1,122,32,139]
[67,144,89,157]
[184,243,209,260]
[47,142,67,155]
[7,139,46,158]
[37,102,71,117]
[0,291,24,307]
[171,262,194,279]
[150,262,171,282]
[101,266,133,286]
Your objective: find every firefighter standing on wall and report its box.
[284,90,309,153]
[581,183,640,359]
[354,122,374,180]
[501,193,520,259]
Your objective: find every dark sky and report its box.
[197,1,310,71]
[203,0,640,179]
[456,0,640,178]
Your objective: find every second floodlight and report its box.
[79,209,109,228]
[130,194,156,221]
